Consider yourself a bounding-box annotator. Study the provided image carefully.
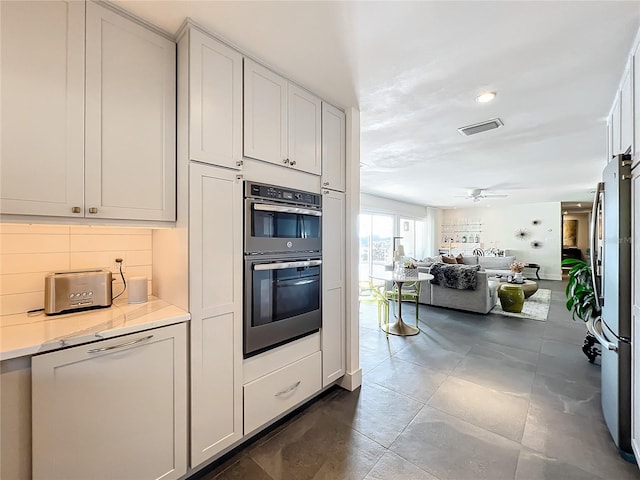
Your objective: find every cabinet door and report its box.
[633,42,640,168]
[611,93,622,158]
[0,0,84,217]
[188,28,243,169]
[288,84,322,175]
[243,59,287,166]
[321,103,346,191]
[32,323,188,480]
[189,163,243,467]
[85,2,176,221]
[621,64,633,155]
[322,190,346,386]
[631,169,640,458]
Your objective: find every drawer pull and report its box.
[275,380,301,397]
[87,335,154,353]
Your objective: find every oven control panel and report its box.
[247,182,321,208]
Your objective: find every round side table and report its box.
[498,284,525,313]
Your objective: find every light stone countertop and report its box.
[0,296,190,361]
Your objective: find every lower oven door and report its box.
[244,257,322,357]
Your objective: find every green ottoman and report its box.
[498,284,525,313]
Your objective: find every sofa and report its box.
[416,254,516,278]
[416,263,499,314]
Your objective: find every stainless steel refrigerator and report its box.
[590,153,634,460]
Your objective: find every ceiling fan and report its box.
[456,188,508,202]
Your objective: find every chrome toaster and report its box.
[44,269,113,315]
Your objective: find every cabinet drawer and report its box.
[244,351,321,434]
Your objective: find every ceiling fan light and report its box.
[476,91,496,103]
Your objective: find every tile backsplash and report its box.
[0,224,153,316]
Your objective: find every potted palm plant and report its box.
[562,257,601,362]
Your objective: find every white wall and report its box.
[442,202,562,280]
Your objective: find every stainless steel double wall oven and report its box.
[243,182,322,357]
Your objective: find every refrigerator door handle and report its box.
[590,316,618,352]
[590,182,604,309]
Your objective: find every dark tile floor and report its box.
[201,280,640,479]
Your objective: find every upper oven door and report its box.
[245,199,322,254]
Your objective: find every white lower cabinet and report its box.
[31,323,188,480]
[189,162,243,467]
[321,190,346,386]
[244,351,322,434]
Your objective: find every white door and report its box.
[32,324,188,480]
[188,28,243,169]
[631,167,640,460]
[189,163,243,467]
[322,189,346,386]
[85,2,176,221]
[0,0,85,217]
[243,59,287,166]
[321,103,346,191]
[288,85,322,175]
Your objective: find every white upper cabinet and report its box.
[321,103,346,192]
[244,59,321,175]
[620,62,633,155]
[288,85,322,175]
[0,0,85,217]
[1,1,176,222]
[85,1,176,221]
[187,28,243,169]
[243,59,288,166]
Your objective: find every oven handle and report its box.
[253,203,322,217]
[254,260,322,271]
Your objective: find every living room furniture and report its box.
[359,280,388,328]
[490,278,539,299]
[416,265,499,314]
[523,263,541,280]
[371,272,433,336]
[385,280,421,325]
[498,284,525,313]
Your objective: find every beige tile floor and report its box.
[194,280,640,480]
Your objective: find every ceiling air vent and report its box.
[458,118,504,136]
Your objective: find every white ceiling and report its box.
[115,0,640,208]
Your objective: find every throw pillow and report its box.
[455,253,464,264]
[442,255,457,264]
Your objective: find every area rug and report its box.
[491,288,551,321]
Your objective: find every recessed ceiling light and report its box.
[476,91,496,103]
[577,203,582,207]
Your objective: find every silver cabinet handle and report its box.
[275,380,301,397]
[290,160,296,166]
[253,203,322,217]
[254,259,322,271]
[88,207,98,214]
[283,158,290,165]
[71,206,81,213]
[87,335,154,353]
[323,181,329,186]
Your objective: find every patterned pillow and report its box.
[455,253,464,264]
[442,255,457,264]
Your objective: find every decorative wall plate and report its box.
[515,228,528,240]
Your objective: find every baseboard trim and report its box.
[338,368,362,391]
